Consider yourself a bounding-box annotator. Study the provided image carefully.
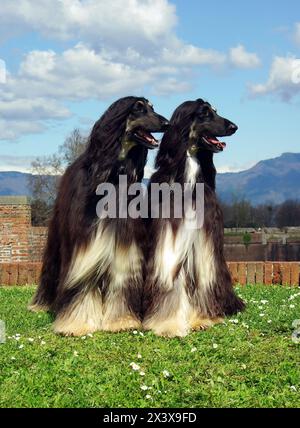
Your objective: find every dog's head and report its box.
[125,98,169,150]
[171,98,238,154]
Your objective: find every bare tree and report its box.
[275,200,300,228]
[29,128,87,225]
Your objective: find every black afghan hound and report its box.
[143,99,245,337]
[29,96,168,336]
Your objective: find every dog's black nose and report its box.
[158,115,169,130]
[228,123,238,132]
[162,120,169,130]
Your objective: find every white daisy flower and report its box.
[73,351,79,357]
[140,385,149,391]
[40,340,46,345]
[18,344,24,349]
[162,370,170,378]
[137,353,142,359]
[129,362,140,371]
[133,330,138,335]
[139,371,145,376]
[146,394,152,399]
[191,347,197,353]
[212,343,218,349]
[260,300,268,305]
[28,338,34,342]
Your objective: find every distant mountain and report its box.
[0,152,300,205]
[216,152,300,205]
[0,171,32,196]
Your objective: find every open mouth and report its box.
[133,129,159,149]
[202,135,227,152]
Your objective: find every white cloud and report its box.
[229,44,261,69]
[0,120,45,140]
[0,0,261,141]
[0,155,36,172]
[162,43,226,66]
[0,98,70,120]
[0,0,177,50]
[249,56,300,101]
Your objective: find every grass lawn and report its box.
[0,285,299,408]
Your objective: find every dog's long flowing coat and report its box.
[30,96,168,336]
[143,99,245,337]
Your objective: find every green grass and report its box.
[0,285,299,408]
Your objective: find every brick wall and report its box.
[0,261,299,286]
[0,196,47,263]
[28,227,48,262]
[0,196,31,262]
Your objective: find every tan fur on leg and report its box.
[53,289,103,336]
[143,274,191,338]
[102,242,143,332]
[189,312,224,331]
[102,315,141,332]
[28,302,50,312]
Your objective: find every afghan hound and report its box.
[143,99,245,337]
[29,96,169,336]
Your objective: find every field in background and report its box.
[0,285,299,408]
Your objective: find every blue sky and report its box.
[0,0,300,174]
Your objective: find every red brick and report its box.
[227,262,238,285]
[264,263,273,285]
[9,263,18,285]
[273,262,281,285]
[238,262,246,286]
[255,262,264,284]
[18,264,28,285]
[290,263,300,287]
[247,262,256,284]
[281,263,291,286]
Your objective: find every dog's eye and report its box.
[199,106,212,118]
[133,101,146,113]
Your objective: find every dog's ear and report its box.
[198,150,216,191]
[155,125,182,169]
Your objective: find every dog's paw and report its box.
[53,317,102,337]
[143,318,189,338]
[190,316,224,331]
[28,302,50,312]
[102,315,142,332]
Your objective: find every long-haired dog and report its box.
[143,99,245,337]
[29,96,168,336]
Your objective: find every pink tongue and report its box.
[207,137,226,148]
